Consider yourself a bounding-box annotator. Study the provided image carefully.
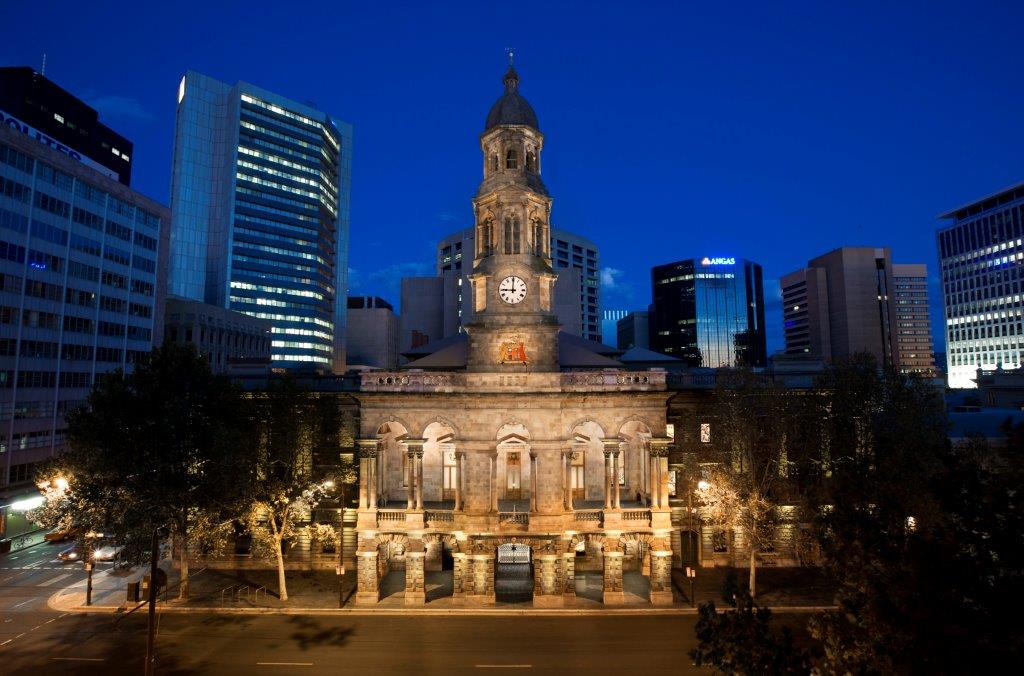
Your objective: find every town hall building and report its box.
[353,64,678,606]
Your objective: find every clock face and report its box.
[498,276,528,304]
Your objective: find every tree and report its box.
[41,343,253,598]
[244,378,340,601]
[805,354,1024,673]
[695,368,798,597]
[690,574,813,674]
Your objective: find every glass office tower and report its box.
[169,71,351,372]
[938,181,1024,388]
[650,257,766,367]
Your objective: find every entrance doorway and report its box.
[505,451,522,500]
[495,543,532,603]
[571,453,585,501]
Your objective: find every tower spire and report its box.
[505,47,514,67]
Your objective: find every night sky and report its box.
[5,1,1024,353]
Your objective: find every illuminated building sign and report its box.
[701,257,736,266]
[0,109,119,181]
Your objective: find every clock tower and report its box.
[465,64,561,372]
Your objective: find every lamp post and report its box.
[686,566,697,606]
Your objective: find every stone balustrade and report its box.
[498,512,529,527]
[622,509,652,521]
[425,510,455,524]
[574,510,602,523]
[360,371,463,392]
[377,509,407,522]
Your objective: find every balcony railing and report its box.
[574,510,602,523]
[498,512,529,526]
[622,509,652,521]
[425,510,455,524]
[377,509,406,522]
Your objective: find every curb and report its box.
[57,603,837,617]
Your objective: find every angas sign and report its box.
[701,256,736,266]
[0,109,119,181]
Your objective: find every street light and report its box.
[697,480,710,491]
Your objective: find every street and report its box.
[0,542,813,675]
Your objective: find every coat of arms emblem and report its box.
[499,336,529,364]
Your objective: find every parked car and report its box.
[57,546,83,562]
[92,545,124,562]
[45,528,76,542]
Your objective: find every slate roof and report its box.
[400,331,628,370]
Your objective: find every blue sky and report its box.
[5,1,1024,353]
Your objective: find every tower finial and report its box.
[506,47,514,67]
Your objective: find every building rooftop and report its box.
[939,179,1024,221]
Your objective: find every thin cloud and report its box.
[86,95,154,121]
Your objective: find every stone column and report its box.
[650,438,672,507]
[406,449,416,510]
[490,452,499,512]
[466,551,496,604]
[602,549,625,605]
[562,451,572,510]
[562,552,576,598]
[613,451,621,509]
[415,450,424,510]
[603,451,613,509]
[454,451,464,511]
[529,452,538,513]
[650,550,674,606]
[404,539,426,605]
[357,439,379,510]
[453,552,467,599]
[533,552,563,607]
[356,548,380,605]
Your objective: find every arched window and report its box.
[490,153,499,172]
[480,219,493,256]
[503,217,521,254]
[533,219,545,255]
[526,150,537,172]
[505,149,518,170]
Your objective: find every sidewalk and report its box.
[50,564,835,616]
[671,566,836,607]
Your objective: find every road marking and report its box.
[475,666,533,669]
[37,573,73,587]
[0,639,11,646]
[45,618,55,624]
[257,662,314,667]
[53,657,105,662]
[12,599,34,608]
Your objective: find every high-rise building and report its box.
[346,296,399,369]
[650,257,766,367]
[617,311,650,350]
[168,71,352,373]
[892,264,936,376]
[0,67,134,186]
[414,225,596,347]
[0,122,169,531]
[938,182,1024,388]
[163,296,272,372]
[781,247,935,376]
[602,309,628,347]
[551,230,601,341]
[398,276,444,356]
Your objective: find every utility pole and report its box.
[144,527,159,676]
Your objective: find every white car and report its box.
[91,545,123,561]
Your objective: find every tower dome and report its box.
[484,66,539,131]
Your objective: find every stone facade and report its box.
[352,65,679,608]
